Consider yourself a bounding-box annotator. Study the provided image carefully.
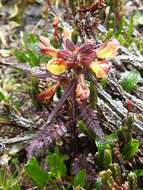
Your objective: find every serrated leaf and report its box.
[120,70,141,92]
[122,139,139,160]
[25,157,49,188]
[73,170,86,188]
[80,103,104,141]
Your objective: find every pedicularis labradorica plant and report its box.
[26,24,119,157]
[0,0,119,159]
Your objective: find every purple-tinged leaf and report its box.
[79,43,94,54]
[47,80,76,124]
[63,39,76,52]
[26,123,67,159]
[79,103,104,141]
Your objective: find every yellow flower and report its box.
[90,60,112,78]
[96,40,119,59]
[46,59,67,75]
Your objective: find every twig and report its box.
[0,119,15,126]
[0,134,36,145]
[108,71,143,113]
[97,86,143,131]
[10,113,35,129]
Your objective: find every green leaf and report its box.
[7,180,21,190]
[24,49,39,67]
[101,78,108,89]
[127,16,134,44]
[122,139,140,160]
[135,170,143,177]
[103,145,112,169]
[95,134,116,165]
[105,133,117,146]
[105,28,114,40]
[128,172,138,190]
[47,150,67,180]
[14,50,28,63]
[120,70,141,92]
[95,140,105,163]
[0,170,21,190]
[0,91,5,102]
[115,16,126,37]
[25,157,49,188]
[10,183,21,190]
[77,120,88,133]
[95,178,103,190]
[15,49,39,67]
[24,33,39,47]
[73,170,86,188]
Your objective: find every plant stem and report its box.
[72,79,78,158]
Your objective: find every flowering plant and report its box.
[32,29,119,143]
[38,33,119,104]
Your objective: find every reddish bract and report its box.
[36,83,59,103]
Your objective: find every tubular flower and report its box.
[76,74,90,103]
[39,35,119,78]
[40,36,96,74]
[89,39,119,78]
[95,40,119,59]
[90,60,112,78]
[36,83,60,103]
[47,59,67,75]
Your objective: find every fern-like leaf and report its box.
[79,103,104,141]
[26,123,67,159]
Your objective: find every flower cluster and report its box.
[39,36,118,78]
[38,34,119,103]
